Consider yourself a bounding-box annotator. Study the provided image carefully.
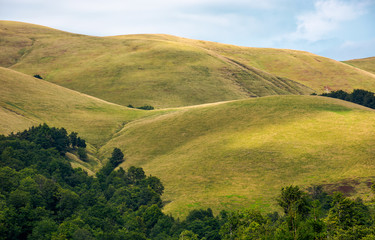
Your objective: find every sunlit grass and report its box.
[100,96,375,217]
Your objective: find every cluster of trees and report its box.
[1,125,375,239]
[127,105,155,110]
[320,89,375,109]
[219,185,375,239]
[8,123,86,155]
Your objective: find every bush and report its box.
[33,74,43,79]
[137,105,154,110]
[77,147,88,161]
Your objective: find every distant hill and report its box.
[343,57,375,75]
[4,21,375,108]
[99,95,375,217]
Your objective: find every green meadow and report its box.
[99,96,375,217]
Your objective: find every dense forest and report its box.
[320,89,375,109]
[1,124,375,239]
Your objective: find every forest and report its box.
[1,124,375,240]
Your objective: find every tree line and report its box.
[320,89,375,109]
[1,124,375,239]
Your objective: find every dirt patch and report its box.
[322,178,361,196]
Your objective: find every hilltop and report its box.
[343,56,375,75]
[2,21,375,108]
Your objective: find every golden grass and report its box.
[0,21,315,108]
[343,57,375,75]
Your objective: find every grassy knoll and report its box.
[0,66,170,170]
[99,96,375,217]
[343,56,375,75]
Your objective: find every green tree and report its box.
[77,147,88,161]
[325,192,372,238]
[277,185,310,240]
[69,132,78,148]
[179,230,199,240]
[110,148,124,167]
[29,218,58,240]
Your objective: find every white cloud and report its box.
[292,0,369,42]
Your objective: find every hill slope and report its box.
[343,57,375,75]
[0,21,314,108]
[99,96,375,217]
[2,21,375,108]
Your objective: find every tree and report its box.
[109,148,124,167]
[179,230,199,240]
[76,137,86,148]
[77,147,88,161]
[326,193,372,231]
[277,185,310,240]
[33,74,43,79]
[69,132,78,149]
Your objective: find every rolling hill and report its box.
[2,20,375,218]
[0,21,312,108]
[343,56,375,75]
[2,21,375,108]
[99,95,375,217]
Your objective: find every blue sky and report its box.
[1,0,374,60]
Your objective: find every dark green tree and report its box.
[110,148,124,167]
[69,132,78,148]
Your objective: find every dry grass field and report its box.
[343,57,375,74]
[2,21,375,108]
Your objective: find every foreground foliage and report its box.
[0,125,374,239]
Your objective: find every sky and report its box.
[1,0,374,60]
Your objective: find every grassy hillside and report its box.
[0,21,314,108]
[3,21,375,108]
[99,96,375,217]
[2,21,375,109]
[0,66,169,170]
[187,40,375,93]
[343,57,375,75]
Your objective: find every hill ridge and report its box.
[10,20,375,108]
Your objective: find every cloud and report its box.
[291,0,370,42]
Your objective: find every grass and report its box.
[3,21,375,107]
[189,41,375,93]
[343,57,375,74]
[99,96,375,217]
[0,21,329,108]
